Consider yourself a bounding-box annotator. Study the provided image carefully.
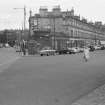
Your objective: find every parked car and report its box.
[56,49,69,55]
[79,47,84,52]
[75,47,82,53]
[68,47,80,54]
[100,46,105,50]
[94,46,101,50]
[88,46,95,52]
[69,47,82,54]
[39,47,56,56]
[5,43,10,48]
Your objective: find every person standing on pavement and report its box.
[21,40,26,56]
[83,46,90,62]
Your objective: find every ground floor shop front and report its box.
[52,37,101,50]
[31,31,104,50]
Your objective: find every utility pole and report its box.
[29,9,32,40]
[14,5,26,40]
[24,6,26,32]
[53,16,56,50]
[95,34,97,45]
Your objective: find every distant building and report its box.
[29,6,105,50]
[0,29,29,47]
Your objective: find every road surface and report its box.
[0,49,105,105]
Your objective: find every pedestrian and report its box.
[83,46,90,62]
[20,40,26,56]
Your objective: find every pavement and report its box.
[72,84,105,105]
[0,47,20,71]
[0,49,105,105]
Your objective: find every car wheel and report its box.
[40,54,43,56]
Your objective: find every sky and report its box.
[0,0,105,30]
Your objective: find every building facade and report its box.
[29,6,105,50]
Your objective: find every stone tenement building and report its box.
[29,6,105,50]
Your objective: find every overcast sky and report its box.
[0,0,105,30]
